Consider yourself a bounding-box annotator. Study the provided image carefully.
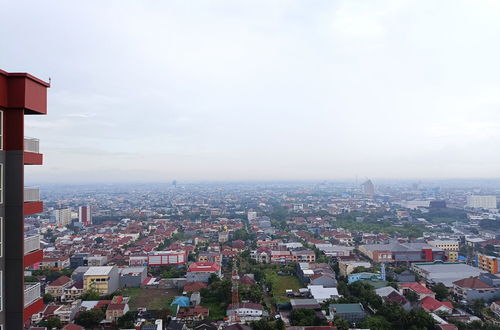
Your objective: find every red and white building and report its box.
[187,262,221,282]
[147,250,186,266]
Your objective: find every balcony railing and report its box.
[24,235,40,254]
[24,137,40,153]
[24,282,41,307]
[24,187,40,202]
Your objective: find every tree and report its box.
[333,317,350,330]
[117,312,135,328]
[39,316,62,329]
[470,299,486,316]
[290,308,324,326]
[431,283,449,301]
[405,290,419,303]
[94,237,104,244]
[43,293,55,303]
[75,308,105,328]
[81,288,101,300]
[360,315,392,330]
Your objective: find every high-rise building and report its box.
[247,211,257,221]
[0,70,49,328]
[466,195,497,209]
[79,205,92,226]
[54,208,72,227]
[361,179,375,197]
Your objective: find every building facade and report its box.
[466,195,497,209]
[78,205,92,226]
[478,254,500,275]
[0,69,49,328]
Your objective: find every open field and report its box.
[264,269,302,303]
[117,287,179,310]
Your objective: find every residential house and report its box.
[46,276,73,301]
[452,276,500,302]
[329,303,366,323]
[186,262,221,283]
[420,296,453,314]
[399,282,435,300]
[226,303,264,322]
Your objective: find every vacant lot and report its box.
[264,269,302,303]
[117,287,179,310]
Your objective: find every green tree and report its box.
[117,312,135,328]
[39,316,62,329]
[360,315,393,330]
[405,290,419,303]
[94,237,104,244]
[43,293,55,303]
[470,299,486,316]
[431,283,449,301]
[75,308,105,328]
[333,317,350,330]
[81,288,101,300]
[290,308,324,326]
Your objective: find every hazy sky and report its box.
[2,0,500,182]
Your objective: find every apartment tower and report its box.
[0,70,49,328]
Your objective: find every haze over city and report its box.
[2,0,500,182]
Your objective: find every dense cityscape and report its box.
[3,1,500,330]
[20,180,500,329]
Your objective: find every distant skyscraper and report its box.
[172,180,177,187]
[79,205,92,225]
[361,179,375,197]
[54,208,72,227]
[466,195,497,209]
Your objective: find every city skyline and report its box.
[2,0,500,182]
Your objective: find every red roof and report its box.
[420,296,453,312]
[184,281,208,292]
[453,276,493,289]
[437,324,458,330]
[48,275,72,287]
[400,282,434,295]
[62,324,85,330]
[187,262,220,273]
[107,303,126,311]
[228,302,263,311]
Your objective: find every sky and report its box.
[2,0,500,183]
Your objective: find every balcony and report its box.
[24,187,43,216]
[24,282,44,321]
[24,235,43,267]
[24,137,43,165]
[24,235,40,254]
[24,282,41,307]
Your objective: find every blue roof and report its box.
[171,296,190,307]
[458,255,467,261]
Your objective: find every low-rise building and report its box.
[83,266,120,295]
[477,254,500,274]
[399,282,435,300]
[329,303,366,323]
[226,303,264,322]
[46,276,73,301]
[452,276,500,302]
[119,267,147,288]
[186,262,221,283]
[412,261,485,287]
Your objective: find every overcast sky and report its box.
[2,0,500,183]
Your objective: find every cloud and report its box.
[4,0,500,182]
